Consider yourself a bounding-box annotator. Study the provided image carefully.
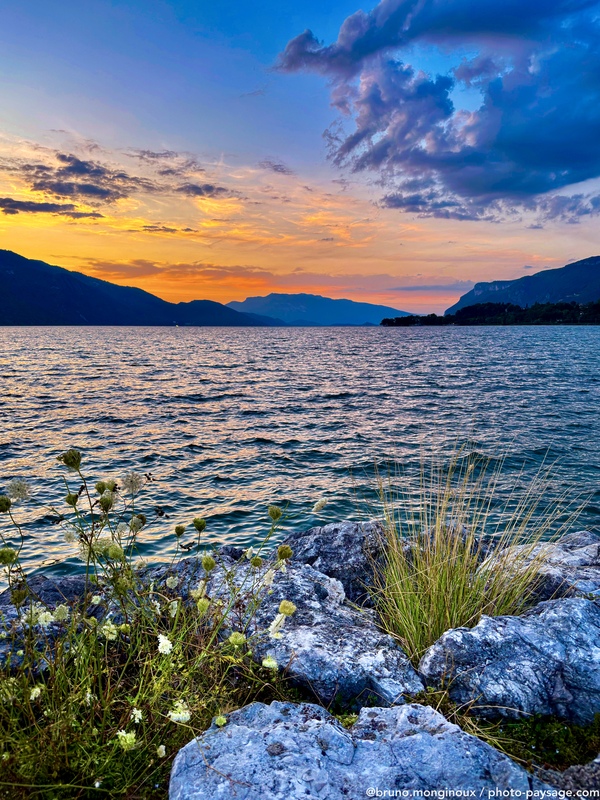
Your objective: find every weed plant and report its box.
[0,450,297,798]
[371,449,582,664]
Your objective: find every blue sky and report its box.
[1,0,599,312]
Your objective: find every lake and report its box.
[1,325,599,576]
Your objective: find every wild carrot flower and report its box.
[214,715,227,727]
[174,525,185,537]
[279,600,296,617]
[268,614,286,639]
[277,545,293,561]
[0,548,17,566]
[29,686,42,701]
[157,634,173,655]
[262,656,278,670]
[131,707,143,724]
[121,471,144,496]
[268,505,282,522]
[90,595,102,605]
[0,496,11,513]
[116,730,137,752]
[53,604,69,622]
[166,576,179,589]
[196,597,210,616]
[228,631,246,647]
[156,745,166,758]
[193,517,206,533]
[130,515,144,533]
[57,449,81,471]
[201,555,216,572]
[99,621,118,641]
[7,479,30,502]
[169,600,179,618]
[312,499,327,513]
[37,611,54,628]
[168,701,191,723]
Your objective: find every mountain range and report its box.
[227,293,409,325]
[446,256,600,314]
[0,250,279,326]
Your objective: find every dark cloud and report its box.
[280,0,600,222]
[258,159,295,176]
[0,197,103,218]
[176,183,234,198]
[16,153,158,203]
[127,149,206,177]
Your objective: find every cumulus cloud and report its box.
[279,0,600,222]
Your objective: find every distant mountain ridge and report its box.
[0,250,281,326]
[446,256,600,315]
[227,292,409,326]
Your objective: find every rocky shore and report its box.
[2,521,600,797]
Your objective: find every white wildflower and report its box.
[169,599,179,618]
[168,700,191,724]
[261,656,278,670]
[116,729,137,752]
[52,604,69,622]
[90,595,102,605]
[7,479,31,502]
[157,634,173,655]
[84,691,95,706]
[99,621,118,641]
[156,744,166,758]
[151,598,161,615]
[268,613,286,639]
[312,498,327,514]
[165,576,179,589]
[245,546,254,560]
[129,516,143,533]
[29,686,42,701]
[263,568,276,587]
[190,582,206,601]
[121,472,144,496]
[131,707,143,724]
[115,522,129,536]
[37,611,54,628]
[64,529,76,544]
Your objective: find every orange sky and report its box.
[1,132,597,314]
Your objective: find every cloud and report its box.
[280,0,600,222]
[175,182,235,198]
[16,152,158,203]
[389,280,475,292]
[0,197,103,218]
[258,159,295,176]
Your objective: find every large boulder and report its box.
[419,597,600,724]
[169,700,554,800]
[145,552,423,708]
[282,521,385,606]
[479,530,600,602]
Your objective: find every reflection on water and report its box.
[0,325,599,575]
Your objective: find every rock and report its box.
[169,700,554,800]
[0,573,90,608]
[419,597,600,724]
[479,530,600,602]
[538,753,600,793]
[247,561,423,707]
[145,550,423,708]
[282,520,385,606]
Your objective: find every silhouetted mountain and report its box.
[446,256,600,315]
[227,292,409,326]
[0,250,282,326]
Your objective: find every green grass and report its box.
[370,449,581,664]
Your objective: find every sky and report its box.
[1,0,599,313]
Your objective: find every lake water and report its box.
[1,325,599,576]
